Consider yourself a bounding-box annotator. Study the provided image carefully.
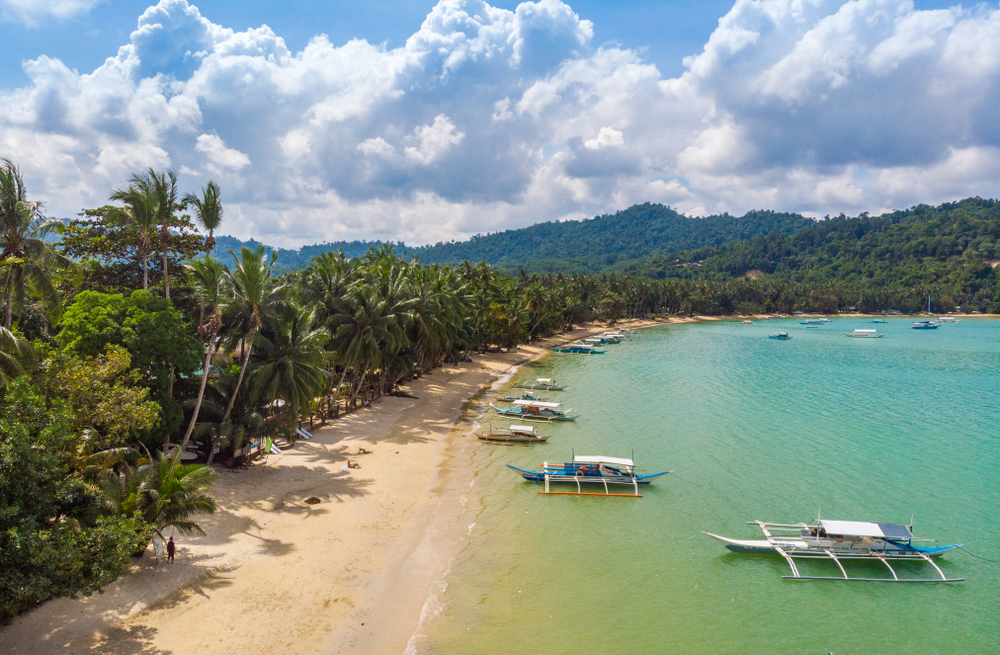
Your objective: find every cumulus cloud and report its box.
[0,0,103,26]
[1,0,999,246]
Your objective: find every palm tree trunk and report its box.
[142,254,148,290]
[179,327,217,451]
[4,277,12,330]
[222,330,254,425]
[162,251,170,300]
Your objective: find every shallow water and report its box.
[421,318,1000,654]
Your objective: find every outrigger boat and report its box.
[912,320,940,330]
[496,390,548,403]
[703,517,965,582]
[476,423,550,443]
[800,319,822,325]
[507,454,670,497]
[937,315,958,323]
[845,328,883,338]
[869,319,888,323]
[768,332,791,339]
[513,377,565,391]
[490,398,579,421]
[551,343,605,354]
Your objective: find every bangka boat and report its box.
[583,337,617,346]
[513,377,565,391]
[741,320,754,325]
[799,320,822,325]
[845,329,883,338]
[551,343,606,354]
[912,320,940,330]
[869,319,888,323]
[818,318,831,323]
[476,423,550,443]
[937,315,958,323]
[768,332,791,339]
[496,391,548,403]
[507,454,670,497]
[490,398,579,421]
[703,516,965,582]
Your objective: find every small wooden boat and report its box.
[800,319,822,325]
[818,318,831,323]
[507,454,670,497]
[490,399,579,421]
[476,423,550,443]
[912,320,940,330]
[496,391,549,403]
[513,377,565,391]
[704,516,965,582]
[845,329,883,338]
[768,332,791,339]
[869,319,888,323]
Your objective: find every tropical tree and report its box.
[251,304,329,434]
[182,181,223,255]
[109,181,157,292]
[0,159,75,329]
[137,452,218,539]
[179,256,227,451]
[221,246,280,425]
[0,326,33,386]
[147,169,180,300]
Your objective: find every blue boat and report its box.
[912,320,940,330]
[552,343,606,354]
[490,399,579,421]
[768,332,791,339]
[507,454,670,497]
[799,320,822,325]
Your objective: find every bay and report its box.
[422,318,1000,654]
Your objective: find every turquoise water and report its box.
[422,318,1000,654]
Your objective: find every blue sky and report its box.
[1,0,998,246]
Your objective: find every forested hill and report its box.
[414,204,812,272]
[215,204,812,274]
[628,198,1000,309]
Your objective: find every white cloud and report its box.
[0,0,103,26]
[0,0,998,247]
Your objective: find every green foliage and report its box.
[0,379,151,624]
[56,290,202,443]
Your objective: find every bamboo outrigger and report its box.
[507,454,670,497]
[704,516,965,583]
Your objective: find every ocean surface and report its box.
[420,317,999,654]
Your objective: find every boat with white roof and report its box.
[490,398,579,421]
[507,453,670,497]
[845,328,883,338]
[513,378,565,391]
[476,423,550,443]
[704,515,965,582]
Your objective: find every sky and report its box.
[1,0,998,247]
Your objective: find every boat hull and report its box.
[507,464,667,484]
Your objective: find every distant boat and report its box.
[703,516,965,583]
[513,378,565,391]
[800,320,822,325]
[507,454,670,497]
[870,319,888,323]
[937,316,958,323]
[490,399,579,421]
[768,332,791,339]
[496,391,548,403]
[912,320,940,330]
[476,423,550,443]
[741,320,754,325]
[818,318,831,323]
[552,343,606,354]
[845,329,883,338]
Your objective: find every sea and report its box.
[419,317,999,654]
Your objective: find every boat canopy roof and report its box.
[573,455,634,467]
[512,399,563,409]
[853,329,877,333]
[820,520,913,539]
[536,378,553,382]
[509,424,536,433]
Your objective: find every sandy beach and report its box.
[1,319,661,655]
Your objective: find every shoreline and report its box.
[0,319,661,655]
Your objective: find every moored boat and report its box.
[513,377,565,391]
[703,516,965,582]
[552,343,606,354]
[912,320,940,330]
[800,319,822,325]
[869,319,888,323]
[741,320,754,325]
[845,329,883,338]
[507,454,670,497]
[937,315,958,323]
[476,423,550,443]
[496,391,548,403]
[490,398,579,421]
[768,332,791,339]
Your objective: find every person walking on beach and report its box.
[167,537,175,563]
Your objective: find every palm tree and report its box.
[251,304,329,434]
[221,245,280,425]
[0,326,33,386]
[147,169,179,300]
[328,286,402,405]
[110,180,157,292]
[179,256,227,451]
[0,159,75,329]
[139,452,218,538]
[183,181,223,255]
